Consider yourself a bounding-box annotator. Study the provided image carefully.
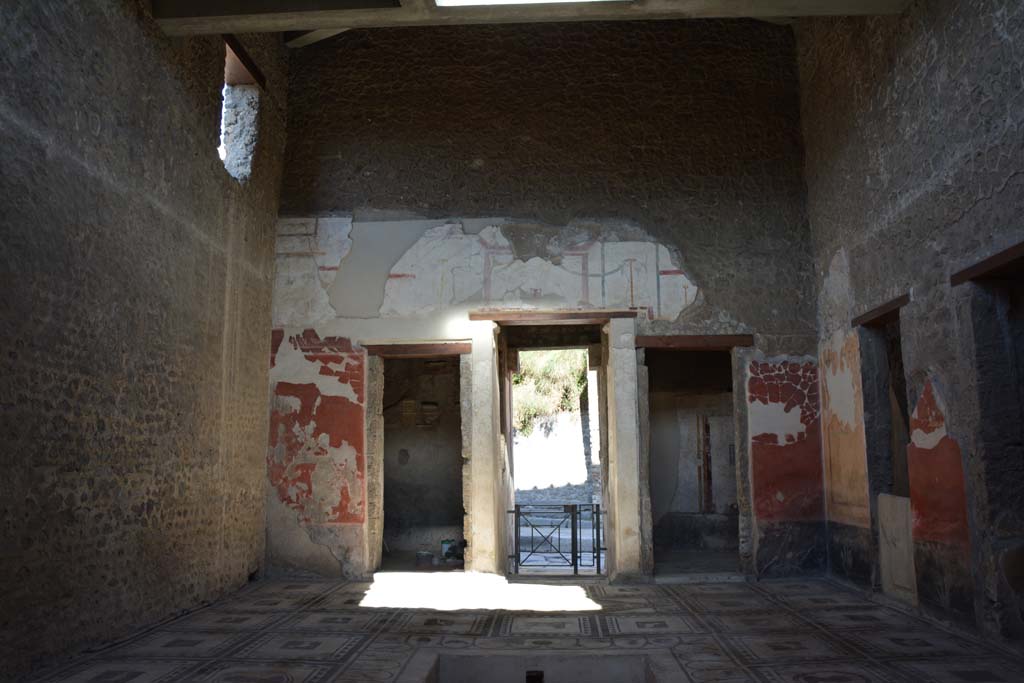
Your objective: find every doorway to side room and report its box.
[646,349,739,575]
[380,356,465,572]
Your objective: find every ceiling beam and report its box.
[284,28,349,47]
[153,0,909,36]
[635,334,754,350]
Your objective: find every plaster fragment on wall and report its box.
[822,334,859,428]
[907,381,969,548]
[273,217,352,327]
[380,224,697,319]
[820,329,871,528]
[748,400,806,446]
[747,360,823,523]
[909,381,949,450]
[268,330,367,535]
[271,328,362,404]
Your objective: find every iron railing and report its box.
[509,503,604,575]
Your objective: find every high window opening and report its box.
[506,333,606,576]
[218,37,262,182]
[645,349,738,575]
[381,356,465,572]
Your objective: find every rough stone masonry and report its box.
[2,2,1024,680]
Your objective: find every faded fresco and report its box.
[747,359,823,523]
[907,381,970,549]
[268,330,367,530]
[820,330,871,528]
[380,224,698,319]
[273,218,352,327]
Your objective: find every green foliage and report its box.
[512,349,588,437]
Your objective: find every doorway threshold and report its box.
[507,574,606,585]
[653,572,746,585]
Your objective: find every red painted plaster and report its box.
[907,381,970,549]
[267,331,366,526]
[270,328,284,368]
[748,361,824,523]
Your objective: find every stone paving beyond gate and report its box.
[32,576,1024,682]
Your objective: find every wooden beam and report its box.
[635,334,754,350]
[363,342,471,357]
[153,0,910,35]
[851,294,910,328]
[223,34,266,89]
[502,324,602,349]
[284,28,349,48]
[950,240,1024,286]
[469,309,637,325]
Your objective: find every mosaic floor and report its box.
[32,575,1024,682]
[653,549,739,576]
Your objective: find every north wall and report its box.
[271,19,826,581]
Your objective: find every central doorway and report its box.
[501,325,606,576]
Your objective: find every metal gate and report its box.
[510,504,603,575]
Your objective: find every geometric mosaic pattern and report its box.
[33,578,1024,682]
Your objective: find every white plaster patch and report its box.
[910,424,946,449]
[822,330,859,428]
[270,331,361,404]
[748,399,806,446]
[909,387,949,449]
[309,440,362,522]
[379,224,697,319]
[819,248,852,333]
[273,217,353,327]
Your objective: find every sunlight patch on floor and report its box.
[359,571,602,611]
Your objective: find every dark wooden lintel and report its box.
[153,0,911,36]
[363,342,471,358]
[223,34,267,90]
[851,294,910,328]
[950,240,1024,286]
[284,28,348,48]
[635,334,754,350]
[469,309,637,325]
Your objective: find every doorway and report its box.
[646,349,739,575]
[502,325,606,576]
[380,356,465,571]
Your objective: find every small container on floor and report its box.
[415,551,434,570]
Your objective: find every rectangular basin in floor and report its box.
[401,653,657,683]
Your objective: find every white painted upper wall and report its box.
[272,216,700,332]
[381,223,697,319]
[274,217,352,327]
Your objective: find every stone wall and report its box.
[798,0,1024,637]
[267,330,368,575]
[0,0,287,677]
[281,20,816,354]
[273,19,826,581]
[746,357,825,575]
